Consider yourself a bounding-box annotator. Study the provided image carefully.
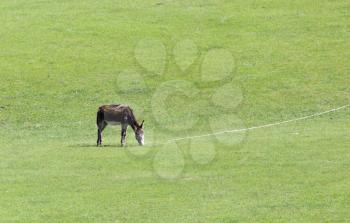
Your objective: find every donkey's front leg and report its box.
[121,124,128,146]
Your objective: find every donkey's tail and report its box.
[96,107,104,125]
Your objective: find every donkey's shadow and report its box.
[70,143,140,149]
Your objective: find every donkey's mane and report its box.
[127,108,139,129]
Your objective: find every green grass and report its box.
[0,0,349,222]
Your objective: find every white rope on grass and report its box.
[166,104,350,143]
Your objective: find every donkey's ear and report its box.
[140,120,144,128]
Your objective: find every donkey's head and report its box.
[135,120,144,145]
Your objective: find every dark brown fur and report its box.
[96,104,144,146]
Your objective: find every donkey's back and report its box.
[98,104,132,125]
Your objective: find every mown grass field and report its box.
[0,0,349,222]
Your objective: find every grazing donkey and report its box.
[96,104,144,146]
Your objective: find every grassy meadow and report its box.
[0,0,349,222]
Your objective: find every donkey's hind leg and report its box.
[97,122,107,146]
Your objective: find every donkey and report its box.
[96,104,144,146]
